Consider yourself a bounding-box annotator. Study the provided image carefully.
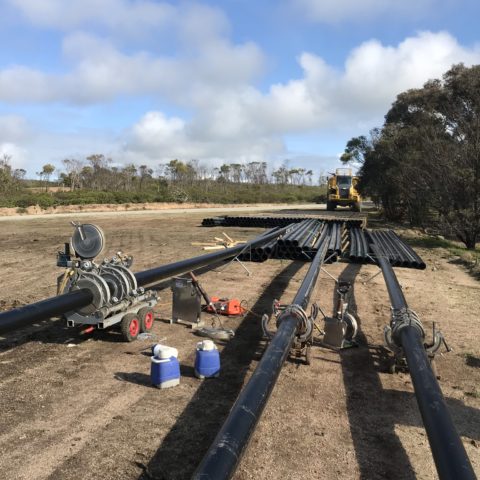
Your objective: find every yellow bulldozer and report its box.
[326,168,361,212]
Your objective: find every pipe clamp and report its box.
[391,307,425,347]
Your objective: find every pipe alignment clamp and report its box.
[276,304,313,343]
[384,307,425,352]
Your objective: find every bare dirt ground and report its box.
[0,207,479,480]
[0,202,323,218]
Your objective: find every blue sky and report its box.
[0,0,479,179]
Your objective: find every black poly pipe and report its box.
[288,219,316,247]
[134,226,289,286]
[0,227,288,335]
[388,230,426,269]
[381,230,407,267]
[370,242,476,480]
[193,241,329,480]
[277,220,309,246]
[300,222,323,252]
[0,289,93,335]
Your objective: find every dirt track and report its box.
[0,207,479,480]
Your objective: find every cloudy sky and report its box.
[0,0,479,178]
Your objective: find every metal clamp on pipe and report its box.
[384,307,425,352]
[261,301,315,365]
[276,304,312,343]
[384,307,449,374]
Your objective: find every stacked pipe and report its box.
[270,220,342,263]
[202,216,364,228]
[202,216,306,228]
[366,230,426,269]
[370,241,475,480]
[325,222,344,262]
[347,226,370,263]
[237,220,327,262]
[215,221,424,269]
[193,238,329,480]
[276,219,318,260]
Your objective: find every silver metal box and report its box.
[171,277,202,325]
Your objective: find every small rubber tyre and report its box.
[352,202,362,212]
[138,307,155,333]
[326,201,335,211]
[121,313,140,342]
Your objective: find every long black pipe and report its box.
[0,227,288,336]
[0,289,93,335]
[134,226,287,286]
[192,241,329,480]
[370,243,476,480]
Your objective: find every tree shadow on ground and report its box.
[139,261,304,480]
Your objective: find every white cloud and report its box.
[289,0,436,23]
[0,115,31,143]
[124,110,285,165]
[8,0,174,36]
[0,29,264,104]
[340,31,480,111]
[121,31,480,168]
[0,142,28,169]
[258,31,480,131]
[1,20,479,177]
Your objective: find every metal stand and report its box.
[233,256,252,276]
[313,265,359,349]
[215,245,252,276]
[322,281,358,349]
[320,266,338,283]
[362,269,382,285]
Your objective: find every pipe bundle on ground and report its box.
[202,215,363,228]
[347,225,370,262]
[362,229,426,269]
[237,219,332,262]
[202,216,305,227]
[202,216,424,269]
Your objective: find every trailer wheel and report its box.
[121,313,140,342]
[138,307,155,333]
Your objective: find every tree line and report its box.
[57,156,320,191]
[0,154,326,208]
[342,64,480,249]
